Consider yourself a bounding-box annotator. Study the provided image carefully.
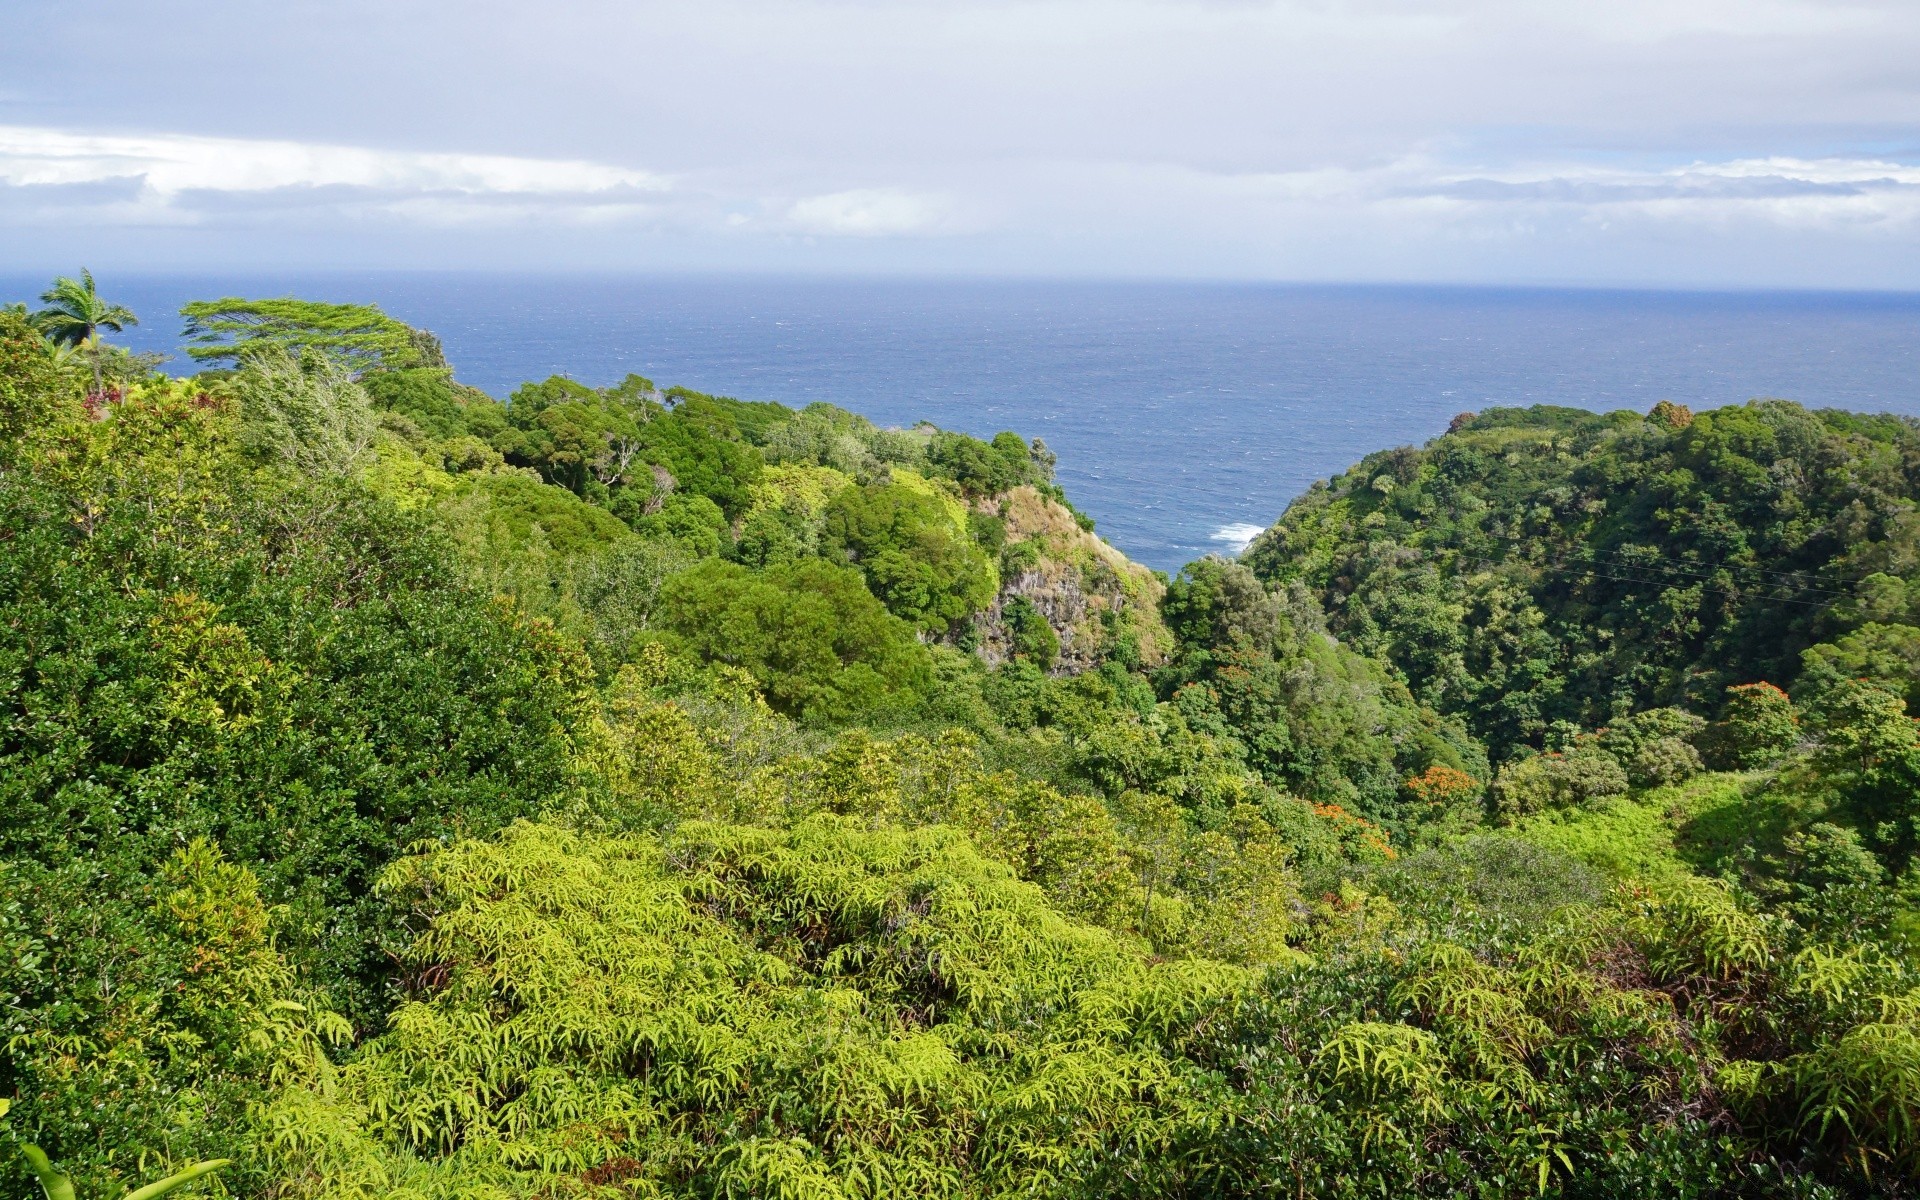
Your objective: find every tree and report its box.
[1809,680,1920,868]
[0,308,71,452]
[180,297,443,372]
[821,481,996,634]
[655,559,932,723]
[1709,682,1800,770]
[30,269,137,395]
[226,345,378,477]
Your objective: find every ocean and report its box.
[10,273,1920,574]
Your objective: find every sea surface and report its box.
[10,273,1920,573]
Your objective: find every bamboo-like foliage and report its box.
[261,819,1247,1199]
[574,653,1310,964]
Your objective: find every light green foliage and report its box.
[20,1118,231,1200]
[1489,739,1628,819]
[14,280,1920,1198]
[573,660,1313,962]
[1595,706,1706,788]
[1800,622,1920,714]
[262,819,1247,1200]
[0,306,75,450]
[359,366,508,443]
[760,402,923,478]
[181,297,444,370]
[1514,796,1690,882]
[567,538,700,671]
[443,472,635,559]
[226,344,378,476]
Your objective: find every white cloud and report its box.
[785,188,952,236]
[1178,153,1920,234]
[0,125,668,226]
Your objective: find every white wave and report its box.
[1209,522,1267,555]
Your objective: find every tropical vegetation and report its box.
[3,280,1919,1197]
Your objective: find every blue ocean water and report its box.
[9,273,1920,573]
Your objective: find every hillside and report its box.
[1243,401,1920,757]
[3,282,1919,1200]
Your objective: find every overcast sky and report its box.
[5,0,1920,286]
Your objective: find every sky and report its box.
[4,0,1920,287]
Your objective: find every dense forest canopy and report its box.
[3,277,1919,1198]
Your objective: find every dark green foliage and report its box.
[1,843,320,1199]
[664,384,793,444]
[1807,680,1920,870]
[0,385,589,1194]
[1002,596,1060,669]
[28,269,137,351]
[11,280,1920,1199]
[822,481,997,633]
[655,558,933,723]
[497,375,763,524]
[636,398,763,517]
[1370,835,1604,929]
[629,491,729,555]
[1758,822,1898,938]
[1157,559,1484,825]
[927,428,1047,498]
[1244,400,1920,760]
[730,501,814,568]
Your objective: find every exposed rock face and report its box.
[971,486,1172,673]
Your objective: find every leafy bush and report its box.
[1709,681,1802,769]
[821,479,997,633]
[1596,706,1707,787]
[1489,741,1628,819]
[259,819,1247,1200]
[655,558,934,723]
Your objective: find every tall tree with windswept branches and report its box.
[31,269,138,394]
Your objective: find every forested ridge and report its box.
[3,278,1919,1199]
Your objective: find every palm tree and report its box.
[31,269,138,394]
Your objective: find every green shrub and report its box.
[1708,682,1801,770]
[655,558,933,724]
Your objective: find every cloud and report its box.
[1184,153,1920,234]
[0,124,669,226]
[785,188,953,236]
